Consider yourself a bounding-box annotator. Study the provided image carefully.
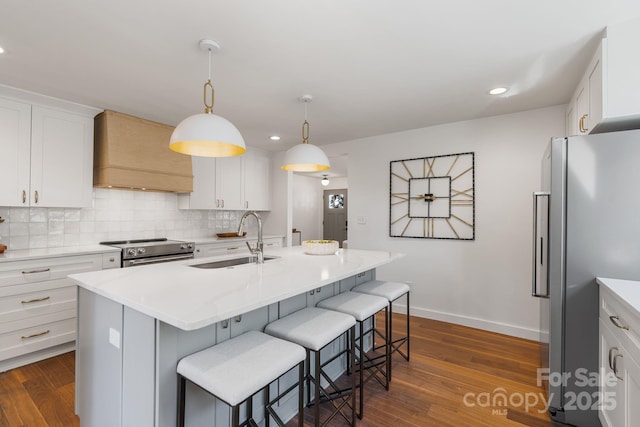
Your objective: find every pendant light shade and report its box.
[169,39,246,157]
[170,113,245,157]
[281,95,330,172]
[321,175,330,186]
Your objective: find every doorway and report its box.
[323,189,348,247]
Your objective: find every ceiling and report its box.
[2,0,640,178]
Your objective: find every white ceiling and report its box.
[2,0,640,178]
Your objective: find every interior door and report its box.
[323,189,348,247]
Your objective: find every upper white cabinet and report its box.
[243,150,271,211]
[567,18,640,135]
[0,90,97,208]
[179,150,271,211]
[216,156,244,210]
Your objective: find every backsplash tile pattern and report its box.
[0,189,262,250]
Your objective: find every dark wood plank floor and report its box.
[0,315,553,426]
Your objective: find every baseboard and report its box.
[392,304,544,342]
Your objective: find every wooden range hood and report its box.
[94,110,193,192]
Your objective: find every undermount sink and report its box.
[189,256,278,269]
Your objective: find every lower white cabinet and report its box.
[0,251,120,372]
[599,287,640,427]
[194,237,283,259]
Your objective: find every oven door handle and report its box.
[126,254,194,266]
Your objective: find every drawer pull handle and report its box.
[234,315,242,323]
[109,257,115,262]
[21,268,51,275]
[21,330,50,340]
[22,190,27,204]
[21,296,51,304]
[609,315,630,330]
[227,247,239,251]
[221,319,229,329]
[612,353,624,381]
[609,347,619,370]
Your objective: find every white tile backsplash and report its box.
[0,188,265,249]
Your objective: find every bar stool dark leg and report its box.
[177,374,186,427]
[232,405,240,427]
[350,326,356,426]
[298,362,304,427]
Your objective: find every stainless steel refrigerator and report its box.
[532,129,640,427]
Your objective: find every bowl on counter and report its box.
[302,240,339,255]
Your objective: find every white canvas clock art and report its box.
[389,152,475,240]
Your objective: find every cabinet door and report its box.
[625,349,640,426]
[0,98,31,206]
[588,55,603,129]
[30,106,94,207]
[215,156,244,210]
[244,153,270,210]
[180,156,217,209]
[599,319,624,427]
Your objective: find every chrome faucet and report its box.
[237,211,263,264]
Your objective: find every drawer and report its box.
[0,285,76,325]
[102,252,121,269]
[600,288,640,358]
[195,243,247,258]
[263,238,282,249]
[0,254,102,287]
[0,315,75,362]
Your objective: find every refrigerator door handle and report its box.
[532,192,550,298]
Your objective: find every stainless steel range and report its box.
[101,238,195,267]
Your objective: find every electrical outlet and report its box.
[357,216,366,224]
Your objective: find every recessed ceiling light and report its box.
[489,87,508,95]
[269,135,281,141]
[0,46,4,54]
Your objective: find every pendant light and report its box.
[321,175,330,186]
[170,39,246,157]
[281,95,330,172]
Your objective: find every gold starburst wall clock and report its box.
[389,152,475,240]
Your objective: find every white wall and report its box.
[292,174,323,241]
[347,105,565,340]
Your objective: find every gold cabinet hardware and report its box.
[21,268,51,275]
[21,329,50,339]
[610,315,630,330]
[227,247,239,251]
[34,190,39,204]
[21,296,51,304]
[579,114,589,133]
[612,353,624,381]
[22,190,26,204]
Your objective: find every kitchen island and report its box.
[69,246,402,427]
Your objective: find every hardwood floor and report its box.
[0,315,553,427]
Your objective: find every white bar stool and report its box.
[316,291,390,419]
[264,307,357,427]
[352,279,411,379]
[177,330,306,427]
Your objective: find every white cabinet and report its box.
[178,156,244,210]
[567,18,640,135]
[243,151,271,210]
[567,42,603,135]
[0,252,118,371]
[599,286,640,427]
[215,156,244,210]
[0,96,95,207]
[179,150,271,211]
[193,237,283,259]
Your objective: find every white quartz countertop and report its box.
[597,277,640,317]
[69,247,403,331]
[0,244,120,263]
